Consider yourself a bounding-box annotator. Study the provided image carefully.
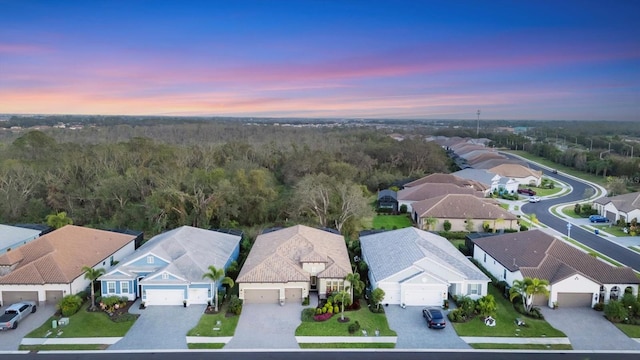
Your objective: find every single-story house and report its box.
[411,194,518,232]
[99,226,241,306]
[237,225,352,304]
[593,192,640,224]
[377,189,398,213]
[360,227,490,306]
[471,230,639,308]
[398,183,485,214]
[0,225,136,306]
[404,173,488,193]
[453,168,519,195]
[488,164,542,187]
[0,224,42,254]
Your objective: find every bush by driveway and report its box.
[385,305,470,349]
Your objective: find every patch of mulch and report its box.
[337,317,350,323]
[204,305,220,315]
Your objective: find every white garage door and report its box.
[145,289,184,306]
[403,288,443,306]
[188,288,209,304]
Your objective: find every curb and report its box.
[459,336,570,345]
[186,336,232,344]
[295,336,397,343]
[21,337,122,345]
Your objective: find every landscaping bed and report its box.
[296,301,396,337]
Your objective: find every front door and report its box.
[310,276,317,291]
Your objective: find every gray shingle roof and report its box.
[361,227,489,283]
[594,192,640,212]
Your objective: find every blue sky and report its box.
[1,0,638,120]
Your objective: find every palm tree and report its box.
[509,277,550,312]
[202,265,233,312]
[332,290,353,321]
[345,272,365,301]
[82,266,105,311]
[425,217,438,231]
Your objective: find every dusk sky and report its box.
[1,1,639,121]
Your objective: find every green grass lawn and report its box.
[561,207,584,219]
[19,344,108,351]
[295,306,397,337]
[187,311,240,337]
[470,343,573,350]
[615,323,640,338]
[499,203,509,210]
[451,286,566,338]
[531,186,562,197]
[593,225,631,237]
[25,302,137,338]
[371,215,412,230]
[187,343,226,349]
[299,343,395,349]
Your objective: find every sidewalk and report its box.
[21,337,122,345]
[459,336,570,345]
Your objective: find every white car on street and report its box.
[529,196,541,203]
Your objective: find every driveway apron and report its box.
[541,307,640,350]
[385,305,470,349]
[225,303,302,349]
[108,303,206,350]
[0,302,57,351]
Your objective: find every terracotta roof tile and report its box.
[412,194,517,220]
[398,183,484,202]
[488,164,542,179]
[404,173,488,192]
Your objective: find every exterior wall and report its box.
[550,274,600,308]
[600,284,639,303]
[376,281,401,305]
[398,200,415,214]
[621,209,640,224]
[318,278,346,299]
[101,279,136,300]
[473,247,523,285]
[302,262,327,275]
[0,283,70,304]
[141,284,189,302]
[418,217,517,232]
[238,281,309,304]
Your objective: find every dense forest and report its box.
[0,121,451,239]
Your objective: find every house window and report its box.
[121,281,129,294]
[503,269,507,279]
[107,281,116,294]
[146,256,154,264]
[468,283,481,295]
[162,273,169,280]
[483,253,486,263]
[325,280,344,293]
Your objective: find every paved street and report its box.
[385,305,470,349]
[0,302,56,351]
[225,303,303,349]
[107,301,205,350]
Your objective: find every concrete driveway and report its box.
[541,307,640,350]
[0,302,57,351]
[108,303,206,350]
[385,305,470,349]
[225,303,303,349]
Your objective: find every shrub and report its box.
[519,224,529,231]
[302,308,317,322]
[399,204,407,214]
[313,312,333,321]
[348,320,361,334]
[58,295,83,317]
[448,308,466,323]
[316,308,323,315]
[443,220,452,231]
[76,290,89,302]
[333,305,339,314]
[604,300,628,322]
[100,295,125,313]
[112,313,137,323]
[574,203,581,215]
[593,302,604,311]
[228,295,243,315]
[302,296,310,306]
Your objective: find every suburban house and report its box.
[471,230,639,308]
[377,189,398,213]
[0,225,136,306]
[404,173,488,193]
[99,226,241,306]
[593,192,640,224]
[397,183,485,213]
[465,152,508,166]
[360,227,490,307]
[0,224,42,254]
[411,194,518,232]
[471,158,528,171]
[237,225,351,305]
[453,168,519,195]
[488,164,543,187]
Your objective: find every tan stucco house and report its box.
[236,225,352,305]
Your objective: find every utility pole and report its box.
[476,109,480,136]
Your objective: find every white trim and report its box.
[120,281,129,294]
[118,251,172,268]
[107,281,116,294]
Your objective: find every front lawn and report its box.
[371,215,412,230]
[25,302,137,338]
[615,323,640,338]
[451,286,566,338]
[187,311,239,337]
[295,306,397,337]
[561,207,583,219]
[187,343,226,349]
[593,225,632,237]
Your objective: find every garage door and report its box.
[285,288,302,303]
[403,289,443,306]
[2,291,39,304]
[145,289,184,306]
[45,290,64,304]
[533,295,549,306]
[244,289,279,304]
[188,288,209,304]
[557,292,592,307]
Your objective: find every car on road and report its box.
[422,307,446,329]
[529,196,541,203]
[517,188,536,196]
[589,215,609,223]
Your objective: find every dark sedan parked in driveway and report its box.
[422,307,446,329]
[589,215,609,223]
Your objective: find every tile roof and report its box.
[397,183,484,202]
[361,227,489,283]
[404,173,488,192]
[593,192,640,212]
[472,158,528,170]
[0,225,136,285]
[466,152,508,165]
[237,225,351,283]
[412,194,517,220]
[488,164,542,179]
[472,230,640,285]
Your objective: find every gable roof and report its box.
[404,173,488,192]
[473,230,639,285]
[0,225,136,285]
[593,192,640,212]
[361,227,489,283]
[236,225,351,283]
[398,182,484,202]
[0,224,41,251]
[466,152,508,165]
[488,164,542,179]
[453,169,500,187]
[102,226,241,283]
[472,158,528,170]
[412,194,517,220]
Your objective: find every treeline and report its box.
[0,123,451,238]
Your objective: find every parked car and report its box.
[517,188,536,196]
[529,196,541,203]
[422,307,446,329]
[0,301,36,331]
[589,215,609,223]
[551,169,558,174]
